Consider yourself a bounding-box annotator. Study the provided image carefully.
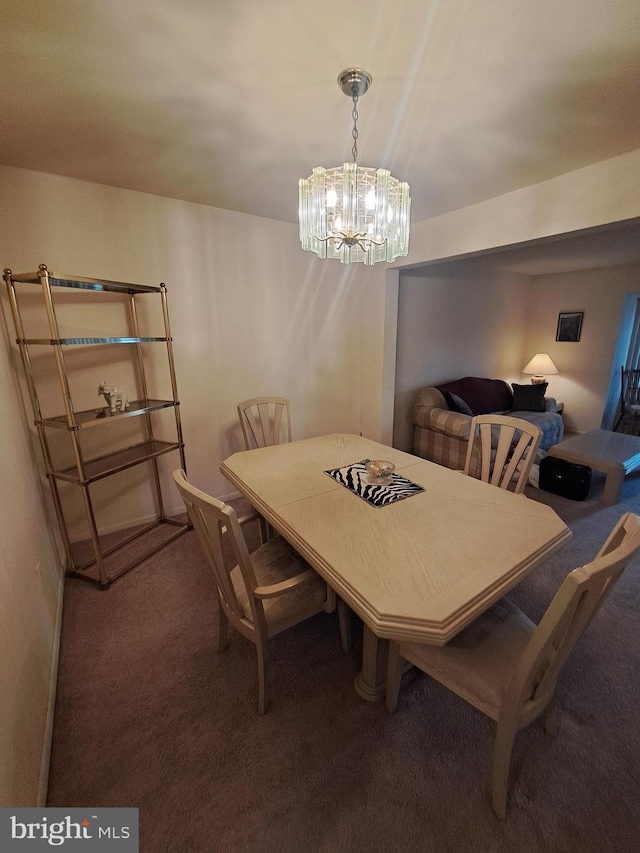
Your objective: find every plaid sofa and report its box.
[413,377,564,477]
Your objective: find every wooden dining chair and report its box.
[386,512,640,818]
[237,396,292,450]
[173,469,348,714]
[464,414,542,495]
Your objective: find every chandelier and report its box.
[299,68,411,266]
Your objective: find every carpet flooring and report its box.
[47,468,640,852]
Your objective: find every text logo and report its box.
[1,809,138,851]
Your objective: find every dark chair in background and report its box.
[614,367,640,434]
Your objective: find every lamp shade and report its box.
[522,353,559,376]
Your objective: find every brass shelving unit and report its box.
[3,264,189,588]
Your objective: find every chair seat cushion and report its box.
[399,597,536,719]
[231,535,326,628]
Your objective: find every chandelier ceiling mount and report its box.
[336,67,372,99]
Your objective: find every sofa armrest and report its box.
[413,386,448,413]
[416,407,472,438]
[544,397,561,413]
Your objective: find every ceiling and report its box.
[2,1,640,250]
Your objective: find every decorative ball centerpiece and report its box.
[365,459,396,485]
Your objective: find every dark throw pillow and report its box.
[442,391,473,415]
[511,382,548,412]
[449,392,474,416]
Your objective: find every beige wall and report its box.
[393,261,532,451]
[394,258,640,452]
[383,149,640,445]
[522,264,640,433]
[403,149,640,267]
[390,149,640,453]
[0,165,388,529]
[1,148,638,806]
[0,164,386,806]
[0,308,63,806]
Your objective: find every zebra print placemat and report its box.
[325,460,424,508]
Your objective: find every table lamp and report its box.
[522,353,559,385]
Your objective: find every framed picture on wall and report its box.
[556,311,583,342]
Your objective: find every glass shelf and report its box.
[51,439,182,484]
[10,272,161,294]
[39,399,178,430]
[20,336,168,345]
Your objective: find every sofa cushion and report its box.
[436,377,512,415]
[510,409,563,451]
[511,382,548,412]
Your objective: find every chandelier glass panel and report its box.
[299,68,411,266]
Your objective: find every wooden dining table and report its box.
[220,434,571,701]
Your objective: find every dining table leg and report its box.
[354,625,388,701]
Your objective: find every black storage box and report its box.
[539,456,592,501]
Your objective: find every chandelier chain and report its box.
[351,89,359,164]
